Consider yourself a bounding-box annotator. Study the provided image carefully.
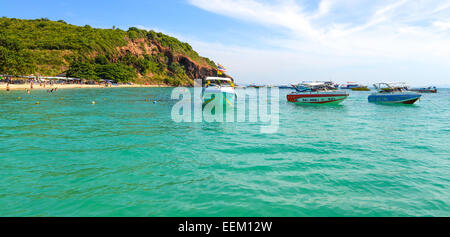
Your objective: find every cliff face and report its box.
[169,52,219,80]
[116,38,220,80]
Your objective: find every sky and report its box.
[1,0,450,86]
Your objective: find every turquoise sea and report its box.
[0,87,449,216]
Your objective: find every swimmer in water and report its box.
[26,89,30,94]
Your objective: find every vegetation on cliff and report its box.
[0,17,219,85]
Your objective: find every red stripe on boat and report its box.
[287,94,347,98]
[294,98,346,104]
[286,94,348,102]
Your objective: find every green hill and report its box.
[0,17,220,86]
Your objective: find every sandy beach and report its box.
[0,83,170,90]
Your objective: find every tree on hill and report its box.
[0,17,219,85]
[95,63,137,82]
[66,61,98,80]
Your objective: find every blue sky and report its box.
[1,0,450,86]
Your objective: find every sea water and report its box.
[0,88,449,216]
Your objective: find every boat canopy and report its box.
[373,82,411,93]
[373,82,407,89]
[293,82,337,92]
[300,82,327,87]
[205,77,232,82]
[204,77,234,87]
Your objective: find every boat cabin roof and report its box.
[301,82,326,86]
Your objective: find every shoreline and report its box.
[0,83,171,90]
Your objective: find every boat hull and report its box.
[368,93,421,104]
[278,86,294,89]
[287,93,349,105]
[203,91,235,106]
[351,87,371,91]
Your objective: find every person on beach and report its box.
[6,83,10,91]
[30,81,33,89]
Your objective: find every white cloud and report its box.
[312,0,334,19]
[433,21,450,31]
[186,0,450,86]
[188,0,322,39]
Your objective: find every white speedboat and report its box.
[203,77,236,106]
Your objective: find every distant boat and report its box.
[409,86,437,93]
[246,84,263,88]
[340,82,360,89]
[368,83,421,104]
[351,86,371,91]
[278,85,294,89]
[203,77,236,106]
[323,81,340,89]
[287,82,349,105]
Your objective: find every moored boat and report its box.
[368,83,421,104]
[203,77,236,106]
[409,86,437,93]
[351,85,371,91]
[287,82,349,105]
[247,83,263,88]
[340,82,360,89]
[278,85,294,89]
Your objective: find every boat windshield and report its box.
[379,87,405,93]
[374,83,408,93]
[205,80,232,87]
[294,83,336,92]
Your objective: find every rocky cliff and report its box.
[116,38,220,81]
